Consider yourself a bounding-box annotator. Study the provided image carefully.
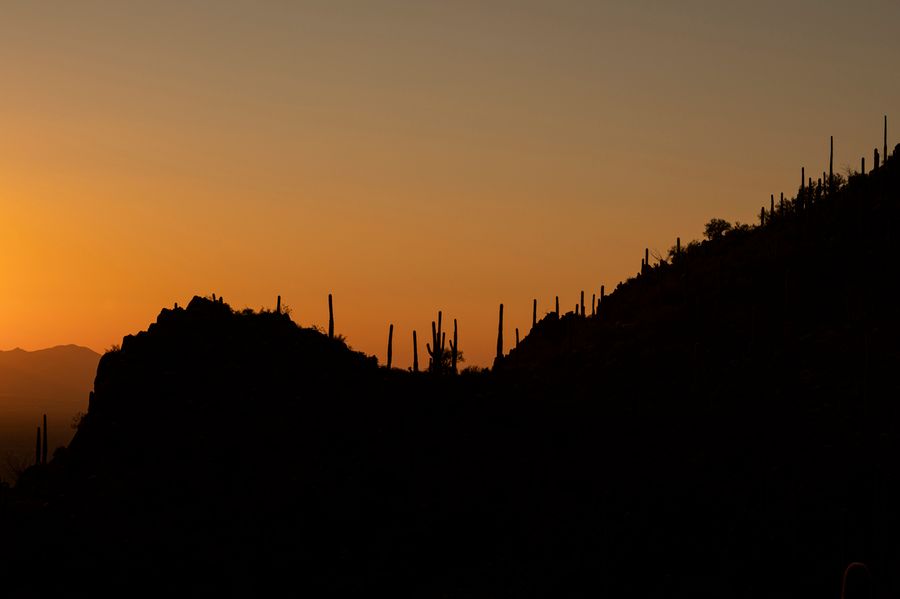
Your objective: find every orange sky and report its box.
[2,1,899,367]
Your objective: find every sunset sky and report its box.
[2,1,899,367]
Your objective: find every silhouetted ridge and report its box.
[500,143,900,386]
[67,295,377,475]
[6,147,900,598]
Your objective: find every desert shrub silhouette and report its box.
[703,217,732,240]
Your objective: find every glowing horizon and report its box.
[2,1,899,367]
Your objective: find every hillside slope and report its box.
[3,147,900,598]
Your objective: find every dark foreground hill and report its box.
[3,149,900,597]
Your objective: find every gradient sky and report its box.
[2,1,899,367]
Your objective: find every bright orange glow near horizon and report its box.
[2,1,899,367]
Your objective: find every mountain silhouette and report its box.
[0,345,99,478]
[3,145,900,597]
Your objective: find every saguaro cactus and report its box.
[861,156,865,175]
[427,311,445,373]
[801,167,805,189]
[555,296,560,317]
[580,291,585,317]
[412,330,419,372]
[592,293,596,316]
[770,194,774,215]
[759,207,765,226]
[829,136,833,191]
[515,327,520,348]
[676,237,681,256]
[532,299,537,330]
[42,414,48,465]
[328,294,334,339]
[276,295,281,314]
[496,304,504,361]
[387,324,394,369]
[780,192,784,212]
[450,319,458,373]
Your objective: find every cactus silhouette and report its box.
[829,135,834,192]
[426,311,445,373]
[387,324,393,369]
[496,304,504,361]
[412,330,419,372]
[328,294,334,339]
[450,319,459,374]
[42,414,47,465]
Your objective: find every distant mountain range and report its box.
[0,345,99,477]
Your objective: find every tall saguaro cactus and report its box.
[515,328,520,348]
[532,299,537,330]
[555,296,560,317]
[829,136,834,191]
[580,291,585,317]
[412,330,419,372]
[496,304,504,361]
[328,294,334,339]
[276,295,281,314]
[387,324,394,369]
[592,293,596,316]
[427,311,445,373]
